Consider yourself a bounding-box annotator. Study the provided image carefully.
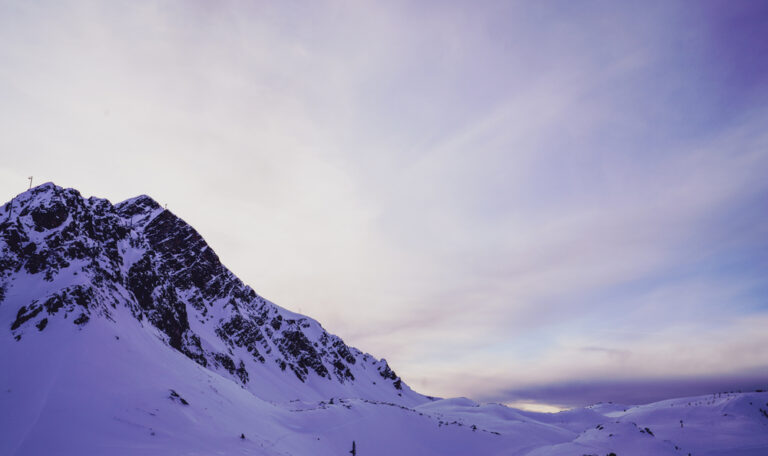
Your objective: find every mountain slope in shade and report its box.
[0,183,418,406]
[1,183,767,456]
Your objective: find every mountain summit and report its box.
[0,183,416,404]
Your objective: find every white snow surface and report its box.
[2,312,767,456]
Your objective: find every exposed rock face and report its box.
[0,183,409,400]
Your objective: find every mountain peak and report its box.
[0,185,420,406]
[1,182,84,230]
[116,194,163,228]
[3,181,66,209]
[30,181,59,192]
[116,194,161,212]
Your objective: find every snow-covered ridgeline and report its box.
[0,182,420,405]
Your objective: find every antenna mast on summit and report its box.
[28,176,33,189]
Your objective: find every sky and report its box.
[1,0,767,410]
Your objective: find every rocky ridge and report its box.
[0,183,415,403]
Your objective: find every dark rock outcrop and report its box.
[0,183,411,398]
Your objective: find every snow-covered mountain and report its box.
[0,182,418,405]
[1,183,767,456]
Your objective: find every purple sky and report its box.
[0,0,767,409]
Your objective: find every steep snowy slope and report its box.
[0,183,419,406]
[0,304,509,456]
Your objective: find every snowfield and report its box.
[2,309,767,456]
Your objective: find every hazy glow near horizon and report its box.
[1,1,767,407]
